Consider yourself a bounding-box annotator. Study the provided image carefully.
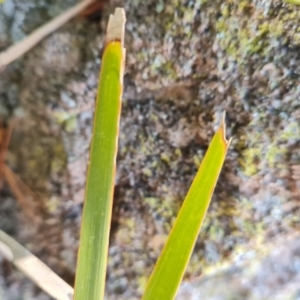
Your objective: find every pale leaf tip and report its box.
[106,7,126,45]
[220,111,232,147]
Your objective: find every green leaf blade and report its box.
[142,115,231,300]
[74,8,125,300]
[284,0,300,4]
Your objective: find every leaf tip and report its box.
[220,111,232,148]
[106,7,126,45]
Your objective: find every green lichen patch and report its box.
[215,0,300,64]
[241,116,300,176]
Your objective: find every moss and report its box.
[145,196,178,229]
[208,219,225,242]
[215,0,300,63]
[183,7,195,24]
[142,167,153,177]
[234,200,264,237]
[193,155,201,168]
[175,148,182,158]
[241,147,261,176]
[52,110,72,124]
[242,120,300,176]
[161,152,171,165]
[46,196,60,214]
[65,115,77,133]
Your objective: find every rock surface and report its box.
[0,0,300,299]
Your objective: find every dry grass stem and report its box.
[0,229,74,300]
[0,0,95,69]
[2,164,37,219]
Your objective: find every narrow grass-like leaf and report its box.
[284,0,300,4]
[142,113,231,300]
[74,8,126,300]
[0,229,73,300]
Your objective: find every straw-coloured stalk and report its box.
[0,0,95,69]
[0,229,74,300]
[142,113,231,300]
[73,8,126,300]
